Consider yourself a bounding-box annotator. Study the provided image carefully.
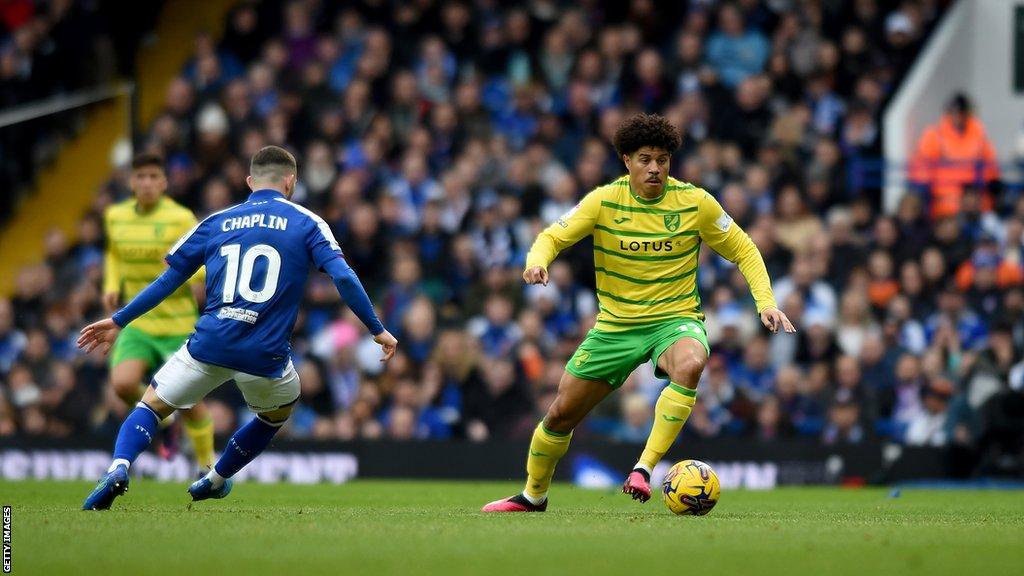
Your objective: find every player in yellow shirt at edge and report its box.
[483,113,796,512]
[103,153,215,473]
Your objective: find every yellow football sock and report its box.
[637,383,696,472]
[184,416,215,469]
[523,422,573,501]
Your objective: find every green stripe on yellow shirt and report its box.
[525,176,777,331]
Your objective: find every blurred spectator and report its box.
[730,335,774,402]
[0,298,26,375]
[4,0,998,454]
[821,400,865,445]
[463,358,532,440]
[614,393,653,443]
[705,3,769,88]
[909,93,999,219]
[905,379,954,446]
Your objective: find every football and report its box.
[662,459,721,516]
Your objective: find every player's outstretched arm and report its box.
[760,307,796,334]
[77,318,121,355]
[697,192,795,333]
[78,266,192,355]
[373,330,398,363]
[110,265,192,328]
[523,189,601,286]
[523,266,549,285]
[322,257,397,363]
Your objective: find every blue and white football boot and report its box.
[82,465,130,511]
[188,476,233,501]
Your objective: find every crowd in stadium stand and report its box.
[0,0,161,223]
[2,0,1023,464]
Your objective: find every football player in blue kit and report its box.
[79,146,398,510]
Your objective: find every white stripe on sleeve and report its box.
[274,197,340,251]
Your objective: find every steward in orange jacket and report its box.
[909,94,999,218]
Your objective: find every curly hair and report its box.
[130,152,165,171]
[612,113,682,157]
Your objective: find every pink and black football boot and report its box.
[622,468,651,502]
[481,493,548,512]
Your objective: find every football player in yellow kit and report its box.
[483,114,795,512]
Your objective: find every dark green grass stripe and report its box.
[595,287,699,306]
[594,266,697,284]
[600,201,698,215]
[593,243,699,261]
[593,224,698,238]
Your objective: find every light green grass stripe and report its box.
[593,224,698,238]
[593,243,699,261]
[600,201,697,215]
[7,479,1024,575]
[595,287,699,306]
[594,266,697,284]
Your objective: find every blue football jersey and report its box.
[165,189,344,377]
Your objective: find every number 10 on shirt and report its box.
[219,243,281,304]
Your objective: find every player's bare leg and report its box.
[483,372,612,512]
[624,338,707,503]
[110,359,149,405]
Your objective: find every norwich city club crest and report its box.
[663,214,680,232]
[575,350,591,367]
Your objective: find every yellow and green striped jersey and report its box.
[103,197,204,336]
[525,176,777,332]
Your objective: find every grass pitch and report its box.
[4,480,1023,575]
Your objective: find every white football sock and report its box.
[108,458,130,473]
[632,463,652,477]
[521,491,546,505]
[206,468,227,488]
